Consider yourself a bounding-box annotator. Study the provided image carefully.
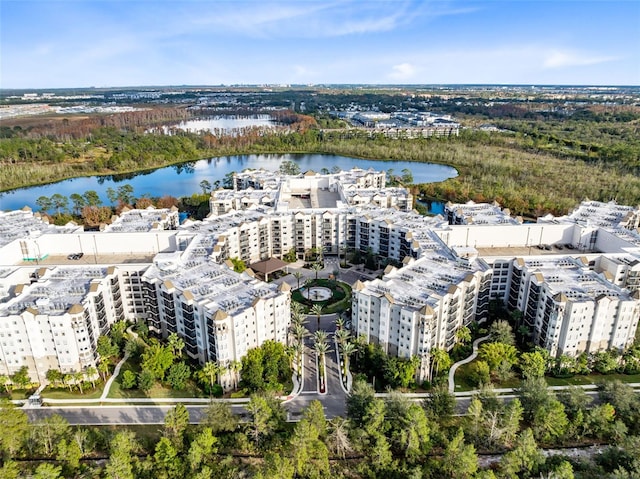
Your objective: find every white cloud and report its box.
[543,50,619,69]
[389,63,417,81]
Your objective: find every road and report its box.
[284,311,347,419]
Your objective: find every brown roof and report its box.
[249,257,289,275]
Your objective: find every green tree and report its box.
[519,350,546,379]
[56,438,83,475]
[0,374,10,393]
[456,326,472,344]
[0,399,29,458]
[199,179,212,194]
[261,452,295,479]
[246,393,284,447]
[310,303,323,331]
[202,401,238,435]
[440,429,478,478]
[163,403,190,450]
[50,193,69,216]
[311,263,323,280]
[137,368,156,393]
[489,320,516,345]
[166,332,185,358]
[69,193,86,216]
[230,257,247,273]
[97,335,119,360]
[141,342,175,380]
[121,370,137,389]
[83,190,102,207]
[500,428,544,479]
[469,360,491,387]
[279,160,301,175]
[153,436,183,479]
[423,383,456,421]
[33,463,62,479]
[292,271,303,289]
[36,195,53,213]
[167,362,191,390]
[187,427,218,472]
[532,398,569,443]
[479,342,518,371]
[429,348,452,380]
[198,361,221,395]
[346,378,375,426]
[31,414,70,456]
[0,461,20,479]
[10,366,31,390]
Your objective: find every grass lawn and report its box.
[42,385,104,400]
[109,376,206,399]
[454,357,640,392]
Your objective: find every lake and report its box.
[0,154,457,211]
[156,115,275,135]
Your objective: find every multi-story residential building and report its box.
[102,205,180,232]
[141,251,290,390]
[444,201,522,226]
[352,230,492,381]
[0,265,124,381]
[506,256,640,356]
[2,186,640,387]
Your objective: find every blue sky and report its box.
[2,0,639,88]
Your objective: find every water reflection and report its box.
[1,154,457,211]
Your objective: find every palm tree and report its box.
[73,371,84,394]
[97,358,110,381]
[311,263,323,281]
[291,310,307,328]
[85,367,98,389]
[314,341,331,381]
[291,342,305,376]
[229,360,242,390]
[339,341,357,378]
[199,361,220,395]
[313,329,329,346]
[334,316,346,331]
[311,304,323,331]
[429,348,451,381]
[64,373,74,392]
[291,301,304,316]
[291,323,309,344]
[456,326,472,345]
[293,271,303,290]
[167,332,185,358]
[335,328,351,346]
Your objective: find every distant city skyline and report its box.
[2,0,639,89]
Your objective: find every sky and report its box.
[2,0,639,88]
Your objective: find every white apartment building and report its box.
[141,250,290,389]
[352,229,492,381]
[3,186,640,386]
[102,205,180,232]
[506,256,640,356]
[444,200,523,226]
[0,265,124,381]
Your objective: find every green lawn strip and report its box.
[454,357,640,392]
[109,377,205,399]
[41,386,104,400]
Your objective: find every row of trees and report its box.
[1,376,639,478]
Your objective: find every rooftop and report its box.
[0,209,82,248]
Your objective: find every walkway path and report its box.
[448,335,490,393]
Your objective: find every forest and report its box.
[1,97,639,217]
